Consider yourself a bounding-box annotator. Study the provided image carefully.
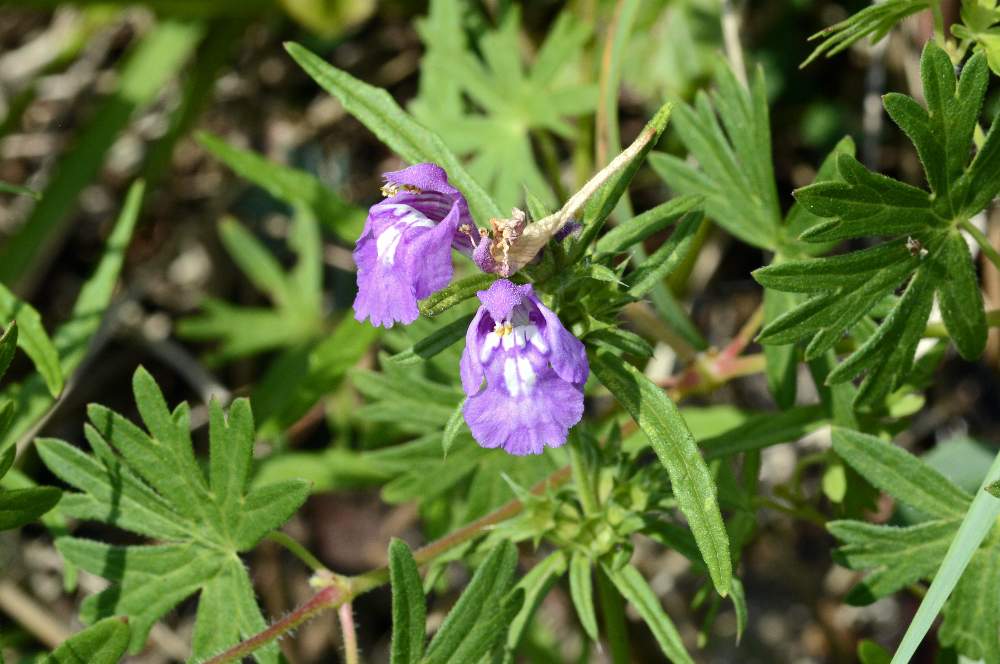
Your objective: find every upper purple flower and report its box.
[460,280,588,455]
[353,163,476,327]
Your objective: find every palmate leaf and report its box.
[178,206,325,362]
[754,42,998,408]
[37,367,310,660]
[411,1,597,210]
[651,62,780,251]
[828,428,1000,663]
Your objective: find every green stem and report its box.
[924,309,1000,338]
[536,130,569,203]
[595,566,631,664]
[930,0,947,46]
[569,432,599,517]
[266,531,326,573]
[960,218,1000,273]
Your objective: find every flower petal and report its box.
[462,367,584,455]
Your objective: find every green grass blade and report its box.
[889,449,1000,664]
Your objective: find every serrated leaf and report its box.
[652,63,779,250]
[602,563,694,664]
[591,350,731,596]
[285,42,501,225]
[389,538,426,664]
[43,616,130,664]
[39,367,309,659]
[569,552,598,642]
[424,541,519,663]
[197,131,364,242]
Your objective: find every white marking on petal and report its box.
[501,332,515,351]
[528,325,548,352]
[480,333,501,363]
[516,356,536,395]
[503,358,521,397]
[374,204,436,265]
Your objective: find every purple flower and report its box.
[460,280,588,455]
[353,163,476,327]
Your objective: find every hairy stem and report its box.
[338,602,359,664]
[202,586,342,664]
[204,467,573,662]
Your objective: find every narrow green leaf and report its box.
[218,218,294,305]
[389,538,426,664]
[591,350,731,596]
[0,323,17,382]
[0,180,39,199]
[627,211,703,297]
[198,131,364,242]
[937,231,986,360]
[603,563,694,664]
[801,0,928,66]
[0,484,61,531]
[832,428,971,520]
[0,22,200,282]
[890,450,1000,664]
[389,315,474,366]
[762,288,800,408]
[284,42,501,224]
[701,405,827,460]
[419,274,497,317]
[585,327,654,359]
[43,616,130,664]
[0,284,62,397]
[569,552,598,642]
[441,400,466,458]
[501,551,567,659]
[595,196,702,256]
[424,541,519,662]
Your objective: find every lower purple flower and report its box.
[353,163,474,328]
[460,279,588,455]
